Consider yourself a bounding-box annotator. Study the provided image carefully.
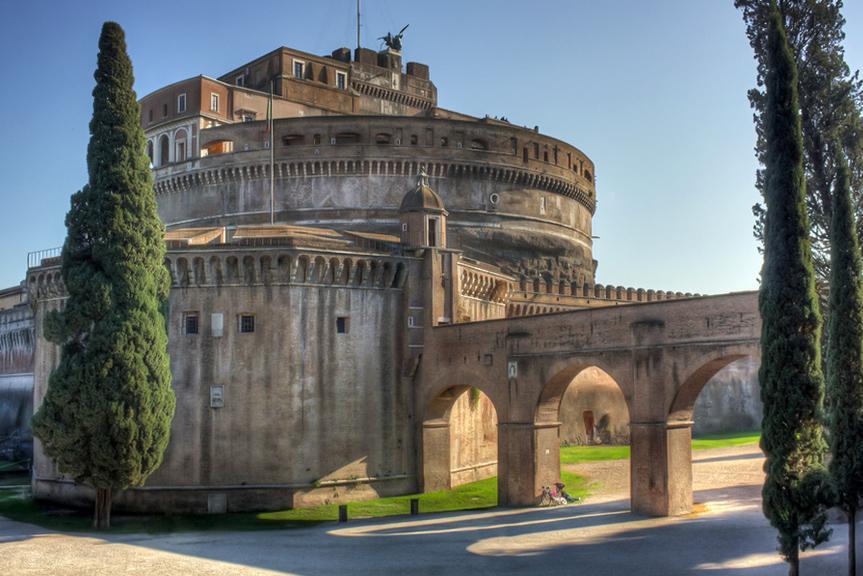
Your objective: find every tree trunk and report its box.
[94,486,112,529]
[850,507,857,576]
[789,546,799,576]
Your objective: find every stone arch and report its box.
[296,255,310,283]
[208,255,223,285]
[192,257,206,285]
[242,255,256,285]
[667,351,757,425]
[176,257,190,287]
[312,255,327,283]
[259,255,273,284]
[225,256,239,283]
[533,359,631,503]
[276,254,292,282]
[419,378,501,492]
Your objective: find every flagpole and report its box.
[269,80,274,225]
[357,0,361,50]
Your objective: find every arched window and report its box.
[158,134,170,166]
[584,170,593,182]
[174,129,188,162]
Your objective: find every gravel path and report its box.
[566,443,765,504]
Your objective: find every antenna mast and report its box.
[356,0,361,50]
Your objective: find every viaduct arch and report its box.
[418,291,760,516]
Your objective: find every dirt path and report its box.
[565,444,765,504]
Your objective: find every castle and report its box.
[3,39,761,514]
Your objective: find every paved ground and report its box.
[2,445,859,575]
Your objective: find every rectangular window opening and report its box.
[336,316,350,334]
[336,71,347,90]
[184,312,199,335]
[177,93,187,113]
[210,93,219,112]
[294,60,305,79]
[239,314,255,333]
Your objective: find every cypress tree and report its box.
[827,150,863,576]
[31,22,175,529]
[759,3,832,574]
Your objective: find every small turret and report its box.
[399,168,447,249]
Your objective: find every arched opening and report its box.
[174,129,188,162]
[535,364,629,502]
[421,385,499,495]
[146,140,154,165]
[158,134,170,166]
[657,352,760,516]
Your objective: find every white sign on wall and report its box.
[211,313,224,337]
[507,360,518,379]
[210,385,224,408]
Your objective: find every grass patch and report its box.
[0,470,591,534]
[561,430,761,465]
[691,430,761,451]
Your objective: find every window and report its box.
[401,222,408,232]
[177,93,186,113]
[148,109,153,122]
[210,93,219,112]
[242,113,255,122]
[282,134,305,146]
[375,133,392,144]
[162,103,168,117]
[184,312,199,335]
[294,60,305,79]
[428,218,438,247]
[408,316,416,328]
[334,132,360,145]
[175,140,186,161]
[235,74,245,87]
[313,133,321,145]
[239,314,255,333]
[336,317,350,334]
[336,71,347,90]
[440,136,448,147]
[410,134,418,145]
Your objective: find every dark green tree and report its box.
[758,4,832,574]
[826,150,863,576]
[31,22,175,529]
[736,0,863,290]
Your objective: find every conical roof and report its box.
[399,168,447,214]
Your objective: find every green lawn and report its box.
[560,429,761,465]
[0,469,589,534]
[0,430,757,533]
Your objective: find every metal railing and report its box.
[27,247,61,269]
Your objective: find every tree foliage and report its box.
[826,151,863,575]
[31,22,175,529]
[757,4,831,572]
[736,0,863,289]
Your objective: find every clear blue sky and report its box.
[2,0,862,294]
